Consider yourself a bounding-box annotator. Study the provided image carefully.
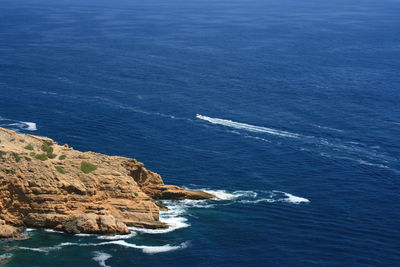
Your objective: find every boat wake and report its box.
[196,114,300,138]
[196,114,398,172]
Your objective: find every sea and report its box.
[0,0,399,266]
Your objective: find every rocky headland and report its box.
[0,127,214,239]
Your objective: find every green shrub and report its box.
[41,143,53,154]
[55,166,65,174]
[80,161,97,174]
[34,153,48,161]
[43,140,53,146]
[47,153,57,159]
[59,155,67,160]
[30,152,36,156]
[24,144,34,151]
[12,153,21,162]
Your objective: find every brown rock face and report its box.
[0,127,214,238]
[62,214,129,235]
[0,220,21,239]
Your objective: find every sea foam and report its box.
[185,187,309,205]
[103,240,189,254]
[7,122,37,131]
[19,241,189,255]
[0,116,37,131]
[96,232,136,240]
[278,191,310,204]
[129,206,190,234]
[92,251,112,267]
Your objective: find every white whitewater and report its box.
[92,252,112,267]
[0,116,37,131]
[19,241,189,255]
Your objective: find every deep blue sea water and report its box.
[1,0,400,266]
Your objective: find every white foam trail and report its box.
[20,241,188,255]
[182,187,310,205]
[44,229,64,234]
[283,193,310,204]
[237,198,276,204]
[44,229,137,239]
[201,189,258,200]
[25,228,36,232]
[196,115,397,171]
[96,232,136,240]
[129,213,190,234]
[7,122,37,131]
[273,191,310,204]
[92,251,112,267]
[196,114,299,138]
[310,124,343,133]
[167,199,215,209]
[22,122,37,131]
[128,191,233,235]
[104,240,189,254]
[356,159,389,169]
[19,242,72,253]
[75,233,97,237]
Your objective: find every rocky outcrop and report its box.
[0,220,26,242]
[0,127,214,239]
[123,161,214,200]
[61,214,129,235]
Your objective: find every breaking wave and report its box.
[129,188,308,235]
[16,188,308,259]
[19,187,307,243]
[129,203,191,234]
[0,116,37,131]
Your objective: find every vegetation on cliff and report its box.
[0,127,214,239]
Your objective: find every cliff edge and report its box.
[0,127,214,239]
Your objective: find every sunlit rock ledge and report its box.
[0,127,214,239]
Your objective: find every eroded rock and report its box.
[62,214,129,235]
[0,127,214,239]
[0,220,21,239]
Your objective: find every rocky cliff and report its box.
[0,127,213,239]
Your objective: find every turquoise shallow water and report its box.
[1,0,400,266]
